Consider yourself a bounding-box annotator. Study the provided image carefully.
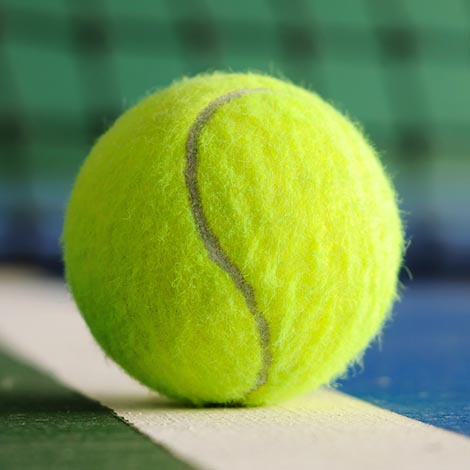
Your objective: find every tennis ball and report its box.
[63,72,403,406]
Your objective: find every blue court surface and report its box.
[340,282,470,436]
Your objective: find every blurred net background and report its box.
[0,0,469,279]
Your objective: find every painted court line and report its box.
[1,270,469,470]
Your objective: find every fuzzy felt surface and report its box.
[62,72,403,406]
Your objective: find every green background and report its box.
[0,0,469,277]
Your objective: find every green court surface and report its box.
[0,349,192,470]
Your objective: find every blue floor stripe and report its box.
[340,282,470,436]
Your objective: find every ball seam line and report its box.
[185,88,273,398]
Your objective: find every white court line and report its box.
[1,269,469,470]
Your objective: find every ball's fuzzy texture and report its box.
[63,72,403,406]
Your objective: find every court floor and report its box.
[1,268,469,469]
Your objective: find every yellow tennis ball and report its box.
[63,72,403,406]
